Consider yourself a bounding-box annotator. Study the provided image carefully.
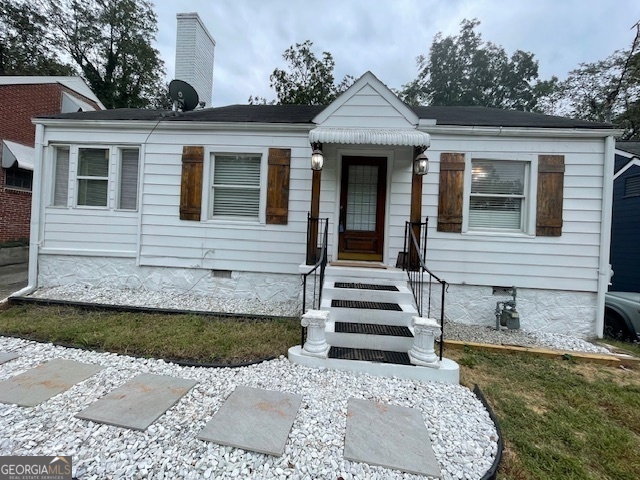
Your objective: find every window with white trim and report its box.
[210,154,261,219]
[469,159,527,231]
[77,148,109,207]
[49,144,140,210]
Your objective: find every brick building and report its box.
[0,77,104,243]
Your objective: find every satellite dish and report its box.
[169,79,199,112]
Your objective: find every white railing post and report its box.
[408,316,441,367]
[301,310,330,358]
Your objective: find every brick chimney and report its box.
[175,13,215,107]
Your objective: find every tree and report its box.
[556,22,640,138]
[0,0,74,75]
[250,40,354,105]
[402,19,550,111]
[44,0,166,109]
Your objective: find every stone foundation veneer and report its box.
[37,255,302,306]
[423,283,598,338]
[36,256,598,337]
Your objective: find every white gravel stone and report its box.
[28,284,299,318]
[0,336,498,480]
[444,320,610,354]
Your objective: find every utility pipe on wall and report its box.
[595,135,616,338]
[11,123,45,298]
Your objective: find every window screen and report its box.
[77,148,109,207]
[469,160,526,230]
[5,167,32,190]
[118,148,139,210]
[53,146,70,206]
[211,155,261,219]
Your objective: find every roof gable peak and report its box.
[312,71,418,126]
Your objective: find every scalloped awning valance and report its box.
[309,127,430,148]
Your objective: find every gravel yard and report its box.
[0,336,498,480]
[444,320,611,354]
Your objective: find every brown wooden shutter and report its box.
[437,153,465,232]
[179,146,204,221]
[536,155,565,236]
[266,148,291,224]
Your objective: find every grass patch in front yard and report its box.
[448,348,640,480]
[0,304,300,364]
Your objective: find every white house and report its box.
[24,72,619,339]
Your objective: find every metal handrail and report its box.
[301,215,329,345]
[403,219,447,361]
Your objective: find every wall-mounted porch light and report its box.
[311,142,324,171]
[413,149,429,175]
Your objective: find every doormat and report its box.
[329,261,389,269]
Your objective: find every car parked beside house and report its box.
[605,291,640,342]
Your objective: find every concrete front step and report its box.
[320,298,417,325]
[322,281,414,304]
[324,265,408,284]
[326,321,414,352]
[288,345,460,383]
[324,276,404,288]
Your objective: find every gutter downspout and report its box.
[595,135,615,338]
[11,123,45,298]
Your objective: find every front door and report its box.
[338,156,387,261]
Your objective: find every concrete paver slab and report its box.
[344,398,441,477]
[76,373,197,431]
[0,352,19,365]
[198,386,302,456]
[0,358,102,407]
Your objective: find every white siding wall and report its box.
[38,124,607,296]
[318,134,605,294]
[41,129,145,256]
[139,129,313,274]
[420,134,606,293]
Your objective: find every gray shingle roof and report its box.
[37,104,615,129]
[616,141,640,156]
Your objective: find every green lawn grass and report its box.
[0,304,299,363]
[1,304,639,479]
[449,348,640,480]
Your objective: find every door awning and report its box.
[309,127,430,148]
[2,140,34,171]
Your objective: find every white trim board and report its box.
[614,158,640,180]
[312,71,419,126]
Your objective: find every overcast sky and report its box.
[152,0,640,107]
